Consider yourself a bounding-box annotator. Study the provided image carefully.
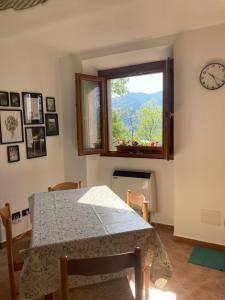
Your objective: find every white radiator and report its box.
[111,170,157,212]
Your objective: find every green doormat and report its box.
[189,246,225,271]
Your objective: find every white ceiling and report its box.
[1,0,225,54]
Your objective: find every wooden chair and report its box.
[127,190,150,222]
[48,180,83,192]
[60,247,143,300]
[0,203,30,300]
[127,191,151,296]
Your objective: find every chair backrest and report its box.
[127,190,149,222]
[48,180,82,192]
[60,247,142,300]
[0,203,17,300]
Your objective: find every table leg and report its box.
[45,293,54,300]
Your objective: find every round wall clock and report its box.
[200,62,225,90]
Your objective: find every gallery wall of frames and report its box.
[0,91,59,163]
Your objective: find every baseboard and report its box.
[0,230,31,249]
[173,235,225,252]
[151,222,174,231]
[152,223,225,251]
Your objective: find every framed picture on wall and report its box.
[0,109,24,144]
[0,91,9,106]
[25,126,47,159]
[10,92,20,107]
[45,113,59,136]
[7,145,20,163]
[46,97,56,112]
[22,92,44,125]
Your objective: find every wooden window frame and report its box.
[75,73,107,155]
[75,59,173,160]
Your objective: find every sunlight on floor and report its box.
[148,288,176,300]
[130,281,176,300]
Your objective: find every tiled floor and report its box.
[0,228,225,299]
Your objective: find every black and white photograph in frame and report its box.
[7,145,20,163]
[0,109,24,144]
[0,91,9,106]
[22,92,44,125]
[10,92,20,107]
[25,126,47,159]
[46,97,56,112]
[45,113,59,136]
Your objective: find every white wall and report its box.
[174,24,225,245]
[0,41,65,241]
[59,55,87,184]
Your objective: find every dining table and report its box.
[20,185,172,299]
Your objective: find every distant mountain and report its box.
[112,91,162,111]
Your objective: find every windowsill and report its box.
[101,151,164,159]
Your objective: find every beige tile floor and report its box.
[0,228,224,300]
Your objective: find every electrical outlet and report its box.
[22,208,30,217]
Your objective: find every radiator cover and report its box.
[111,170,157,212]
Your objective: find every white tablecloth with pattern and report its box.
[20,186,172,299]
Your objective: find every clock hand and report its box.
[207,72,219,85]
[210,73,224,82]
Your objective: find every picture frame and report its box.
[25,126,47,159]
[0,109,24,144]
[45,113,59,136]
[7,145,20,163]
[0,91,9,106]
[22,92,44,125]
[46,97,56,112]
[10,92,20,107]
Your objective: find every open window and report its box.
[75,59,173,160]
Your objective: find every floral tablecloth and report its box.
[20,186,172,299]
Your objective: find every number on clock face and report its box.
[200,63,225,90]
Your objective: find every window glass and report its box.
[108,73,163,151]
[81,80,102,149]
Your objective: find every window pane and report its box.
[109,73,163,151]
[81,80,102,149]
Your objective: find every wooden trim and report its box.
[101,151,164,159]
[165,58,174,160]
[98,60,166,79]
[75,73,107,156]
[151,222,174,231]
[173,235,225,252]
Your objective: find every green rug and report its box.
[189,246,225,271]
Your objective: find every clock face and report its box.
[200,63,225,90]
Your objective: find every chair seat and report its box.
[13,236,30,265]
[69,278,134,300]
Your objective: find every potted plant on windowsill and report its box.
[116,141,161,153]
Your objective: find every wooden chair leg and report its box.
[8,258,17,300]
[142,202,149,222]
[144,266,150,298]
